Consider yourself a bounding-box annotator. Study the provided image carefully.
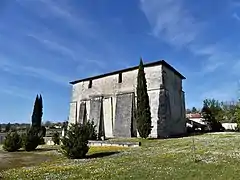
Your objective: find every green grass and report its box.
[2,133,240,179]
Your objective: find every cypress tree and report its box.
[136,58,152,138]
[31,94,43,128]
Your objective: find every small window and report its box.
[118,73,122,83]
[88,80,92,88]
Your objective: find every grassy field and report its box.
[1,133,240,179]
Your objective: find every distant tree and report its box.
[221,101,238,123]
[191,107,197,113]
[186,109,191,114]
[203,99,224,121]
[44,121,52,127]
[0,124,2,132]
[5,123,11,132]
[136,58,152,138]
[233,100,240,131]
[201,99,224,132]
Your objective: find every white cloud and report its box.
[139,0,236,74]
[140,0,202,47]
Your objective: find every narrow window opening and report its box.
[88,80,92,88]
[118,73,122,83]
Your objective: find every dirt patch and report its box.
[0,148,58,172]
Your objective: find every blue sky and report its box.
[1,0,240,123]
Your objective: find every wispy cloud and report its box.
[16,0,97,38]
[233,12,240,21]
[0,85,35,100]
[27,34,77,61]
[140,0,203,48]
[140,0,237,74]
[0,55,71,86]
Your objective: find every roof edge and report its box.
[70,59,186,85]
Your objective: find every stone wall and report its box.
[69,65,163,138]
[161,66,186,137]
[222,123,237,130]
[69,63,186,138]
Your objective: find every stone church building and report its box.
[68,60,186,138]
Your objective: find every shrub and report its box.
[21,127,40,151]
[85,120,97,140]
[3,131,22,152]
[39,137,45,145]
[38,126,46,145]
[39,126,46,137]
[61,123,90,159]
[52,131,60,145]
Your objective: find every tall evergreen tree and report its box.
[31,94,43,128]
[136,58,152,138]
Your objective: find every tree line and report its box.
[188,98,240,132]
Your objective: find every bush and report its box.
[3,131,22,152]
[38,126,46,145]
[21,127,40,151]
[85,120,97,140]
[39,137,45,145]
[61,123,90,159]
[39,126,46,137]
[52,131,60,145]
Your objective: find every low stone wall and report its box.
[222,123,237,130]
[43,137,140,147]
[89,140,140,147]
[44,137,55,145]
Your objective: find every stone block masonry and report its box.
[114,93,134,137]
[69,60,186,138]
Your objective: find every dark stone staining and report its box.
[157,87,171,138]
[131,96,137,137]
[78,102,87,124]
[99,101,105,138]
[114,93,134,137]
[89,98,103,135]
[161,70,167,88]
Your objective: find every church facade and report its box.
[68,60,186,138]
